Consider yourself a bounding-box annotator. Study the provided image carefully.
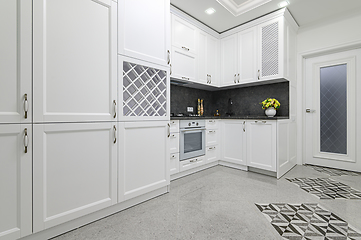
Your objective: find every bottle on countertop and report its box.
[197,99,201,116]
[200,99,204,116]
[214,110,220,117]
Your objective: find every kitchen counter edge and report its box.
[170,116,289,120]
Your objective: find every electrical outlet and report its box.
[187,107,193,112]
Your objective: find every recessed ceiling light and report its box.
[205,8,216,15]
[278,1,289,8]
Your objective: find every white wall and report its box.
[296,9,361,165]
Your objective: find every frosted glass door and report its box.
[305,49,361,172]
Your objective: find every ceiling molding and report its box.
[216,0,272,16]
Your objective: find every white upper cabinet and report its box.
[258,17,283,81]
[238,27,257,83]
[198,30,220,86]
[33,122,117,232]
[0,124,32,240]
[0,0,32,124]
[171,46,197,82]
[33,0,117,123]
[221,34,238,86]
[171,14,197,55]
[118,0,170,67]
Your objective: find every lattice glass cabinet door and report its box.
[121,58,169,120]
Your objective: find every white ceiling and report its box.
[170,0,361,33]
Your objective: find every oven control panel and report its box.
[180,120,205,128]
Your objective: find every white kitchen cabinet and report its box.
[221,120,246,165]
[238,27,257,83]
[118,0,170,66]
[205,145,219,164]
[246,120,277,171]
[179,156,205,172]
[221,34,238,86]
[170,153,180,175]
[118,121,170,202]
[33,122,117,232]
[0,0,32,124]
[33,0,117,123]
[171,14,197,55]
[206,129,218,146]
[171,46,197,82]
[198,31,220,86]
[0,124,32,240]
[206,119,219,129]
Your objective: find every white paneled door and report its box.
[33,0,117,123]
[33,122,117,232]
[0,124,32,240]
[305,49,361,172]
[0,0,32,124]
[221,120,246,165]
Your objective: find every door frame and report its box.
[297,40,361,167]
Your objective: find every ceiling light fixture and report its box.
[278,1,289,8]
[205,8,216,15]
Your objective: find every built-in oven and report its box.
[179,120,206,161]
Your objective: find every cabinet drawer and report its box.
[170,153,179,175]
[170,132,179,154]
[170,120,179,133]
[206,119,219,129]
[179,156,205,172]
[206,129,218,146]
[206,145,218,163]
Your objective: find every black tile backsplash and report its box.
[170,82,289,117]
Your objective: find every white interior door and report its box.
[305,49,361,172]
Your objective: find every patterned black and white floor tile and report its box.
[255,203,361,240]
[286,177,361,200]
[305,164,361,176]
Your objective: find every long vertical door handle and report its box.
[113,125,117,144]
[24,94,28,119]
[113,100,117,118]
[24,128,29,153]
[167,123,170,138]
[167,50,170,65]
[258,70,260,80]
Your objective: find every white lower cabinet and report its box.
[169,132,179,153]
[179,156,205,172]
[33,122,117,232]
[170,153,180,175]
[221,120,246,165]
[246,120,277,171]
[0,124,32,240]
[118,121,170,202]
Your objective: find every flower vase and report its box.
[265,107,276,117]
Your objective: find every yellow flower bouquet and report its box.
[261,98,280,110]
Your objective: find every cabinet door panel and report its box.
[171,47,197,81]
[33,0,117,123]
[170,132,179,153]
[0,124,32,239]
[221,121,246,165]
[171,15,197,54]
[0,0,32,124]
[238,27,257,83]
[247,121,276,171]
[33,122,117,232]
[207,35,219,86]
[221,34,238,86]
[170,153,180,175]
[119,0,170,66]
[118,121,169,202]
[197,31,208,84]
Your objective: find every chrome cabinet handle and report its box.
[237,73,240,83]
[113,100,117,118]
[234,74,237,83]
[168,123,170,138]
[167,50,170,64]
[258,70,260,80]
[24,94,28,119]
[181,46,190,51]
[171,154,176,159]
[24,128,29,153]
[182,77,190,80]
[180,127,206,132]
[255,120,267,124]
[170,64,172,75]
[113,125,117,144]
[190,158,197,163]
[208,130,216,133]
[243,121,245,132]
[208,146,216,150]
[306,108,315,113]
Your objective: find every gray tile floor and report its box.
[53,165,361,240]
